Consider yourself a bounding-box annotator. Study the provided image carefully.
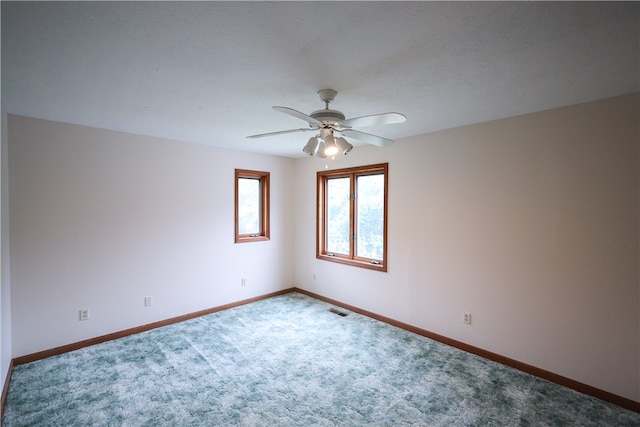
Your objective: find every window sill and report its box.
[235,236,270,244]
[317,253,387,272]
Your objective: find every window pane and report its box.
[356,174,384,260]
[238,177,260,234]
[326,177,350,255]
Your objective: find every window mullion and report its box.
[349,173,356,259]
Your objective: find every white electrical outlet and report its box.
[79,309,90,321]
[463,312,472,325]
[241,278,247,286]
[144,296,153,307]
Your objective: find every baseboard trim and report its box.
[293,287,640,414]
[12,288,294,366]
[1,359,13,419]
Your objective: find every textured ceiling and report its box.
[2,2,638,158]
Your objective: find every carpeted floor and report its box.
[3,292,640,426]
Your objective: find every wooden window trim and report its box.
[316,163,388,272]
[235,169,270,243]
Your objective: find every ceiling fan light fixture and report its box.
[315,138,330,159]
[322,132,339,156]
[335,137,353,155]
[303,136,320,156]
[317,127,341,157]
[304,128,352,158]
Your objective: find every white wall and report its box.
[294,94,640,401]
[8,116,295,356]
[1,103,11,394]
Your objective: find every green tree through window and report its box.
[237,177,261,234]
[326,177,350,255]
[356,174,384,260]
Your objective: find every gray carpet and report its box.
[3,292,640,426]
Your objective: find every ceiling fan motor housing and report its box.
[311,89,345,125]
[310,109,346,124]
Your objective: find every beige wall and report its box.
[8,117,295,356]
[1,103,11,397]
[294,93,640,401]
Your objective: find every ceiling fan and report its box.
[247,89,406,158]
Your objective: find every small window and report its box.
[317,163,388,271]
[235,169,270,243]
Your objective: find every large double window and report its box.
[317,163,388,271]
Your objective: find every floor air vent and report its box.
[329,308,349,317]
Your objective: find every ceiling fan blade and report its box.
[341,129,393,147]
[341,112,406,128]
[273,106,323,126]
[246,127,316,139]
